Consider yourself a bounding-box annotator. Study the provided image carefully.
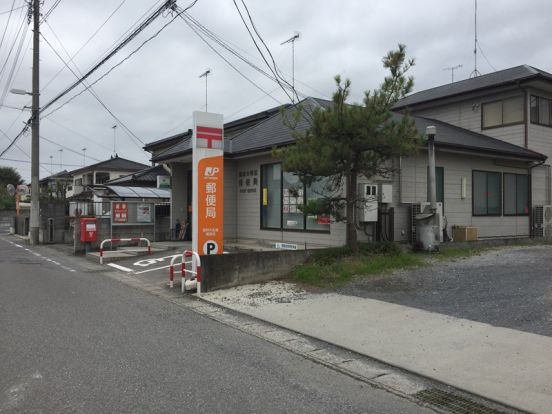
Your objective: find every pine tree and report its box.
[277,45,421,251]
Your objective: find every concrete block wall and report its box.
[201,249,311,292]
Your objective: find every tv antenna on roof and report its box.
[281,32,300,103]
[444,64,463,83]
[199,69,211,111]
[470,0,482,78]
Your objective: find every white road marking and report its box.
[133,254,179,267]
[1,238,76,273]
[134,262,183,275]
[107,263,133,273]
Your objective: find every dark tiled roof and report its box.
[394,65,552,109]
[151,95,546,164]
[39,169,71,183]
[408,115,546,161]
[68,155,150,176]
[143,130,191,151]
[106,165,169,185]
[147,104,287,158]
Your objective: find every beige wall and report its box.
[394,151,540,240]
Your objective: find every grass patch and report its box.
[291,242,424,288]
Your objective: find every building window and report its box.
[261,163,281,229]
[473,171,502,216]
[95,172,110,184]
[261,163,331,232]
[482,96,524,129]
[530,95,552,127]
[503,173,529,216]
[74,178,82,186]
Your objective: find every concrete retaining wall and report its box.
[201,249,311,292]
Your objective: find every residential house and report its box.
[39,170,72,199]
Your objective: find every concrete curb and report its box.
[196,294,529,414]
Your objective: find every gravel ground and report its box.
[337,245,552,337]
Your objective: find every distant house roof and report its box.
[103,185,170,199]
[148,94,546,164]
[106,165,169,186]
[68,155,150,176]
[39,169,71,184]
[394,65,552,110]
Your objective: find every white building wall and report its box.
[413,91,526,147]
[394,151,532,240]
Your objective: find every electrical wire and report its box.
[477,42,496,72]
[40,134,102,162]
[0,4,26,16]
[40,0,62,23]
[43,117,113,152]
[0,0,17,51]
[39,0,127,96]
[41,28,144,149]
[0,157,86,168]
[40,0,181,115]
[231,0,295,104]
[178,11,282,106]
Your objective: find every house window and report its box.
[261,163,282,229]
[482,96,524,129]
[530,95,552,127]
[95,172,110,184]
[261,163,330,232]
[503,173,529,216]
[74,178,82,186]
[473,171,502,216]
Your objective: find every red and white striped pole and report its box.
[196,263,202,295]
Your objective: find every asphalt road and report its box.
[338,245,552,337]
[0,237,433,414]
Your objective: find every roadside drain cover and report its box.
[415,389,508,414]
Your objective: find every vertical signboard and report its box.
[192,111,224,256]
[113,202,128,223]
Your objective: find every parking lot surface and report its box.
[338,245,552,337]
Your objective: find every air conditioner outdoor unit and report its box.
[410,202,444,243]
[543,205,552,239]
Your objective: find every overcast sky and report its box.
[1,0,551,181]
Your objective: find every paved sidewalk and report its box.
[201,282,552,414]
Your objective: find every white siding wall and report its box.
[394,151,532,240]
[414,91,526,147]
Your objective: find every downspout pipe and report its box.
[426,126,437,212]
[529,160,546,237]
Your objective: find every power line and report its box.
[0,0,17,51]
[39,0,127,96]
[40,27,144,149]
[40,0,62,23]
[43,117,113,152]
[231,0,295,104]
[40,134,102,162]
[39,0,181,115]
[0,157,84,168]
[0,4,26,16]
[178,11,282,106]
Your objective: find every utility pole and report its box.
[58,149,63,170]
[29,0,40,245]
[281,32,300,103]
[82,147,86,166]
[199,69,211,111]
[49,155,53,174]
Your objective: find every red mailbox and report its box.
[80,217,97,242]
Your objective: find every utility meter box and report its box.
[380,184,393,203]
[80,217,97,242]
[358,184,378,222]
